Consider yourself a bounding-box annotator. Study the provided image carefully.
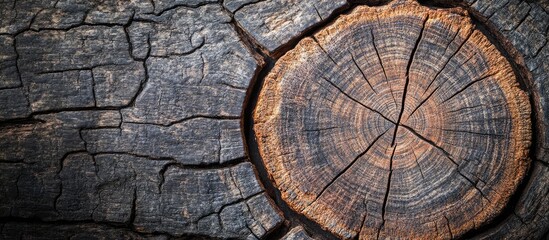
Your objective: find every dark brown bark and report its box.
[0,0,547,239]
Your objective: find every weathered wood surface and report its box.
[0,0,282,239]
[281,226,315,240]
[254,1,532,238]
[0,0,547,239]
[232,0,348,53]
[463,0,549,239]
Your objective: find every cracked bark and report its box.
[0,1,281,239]
[0,0,548,239]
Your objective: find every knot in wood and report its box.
[253,2,532,239]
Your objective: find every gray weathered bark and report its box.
[0,0,547,239]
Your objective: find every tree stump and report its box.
[254,1,532,239]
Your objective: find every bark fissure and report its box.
[313,5,323,21]
[124,36,151,109]
[12,38,23,88]
[90,70,98,107]
[128,189,137,226]
[123,115,240,127]
[231,0,265,14]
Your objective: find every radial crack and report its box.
[441,72,497,104]
[381,145,397,222]
[319,76,395,124]
[412,150,425,180]
[302,126,339,132]
[443,215,453,239]
[312,36,339,66]
[403,125,490,201]
[450,116,509,125]
[444,103,503,114]
[349,51,376,93]
[422,28,474,95]
[370,28,398,109]
[401,124,455,164]
[376,144,397,240]
[355,200,369,240]
[407,84,441,121]
[306,128,390,208]
[408,51,481,120]
[391,16,428,146]
[456,169,490,201]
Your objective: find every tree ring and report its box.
[253,2,531,239]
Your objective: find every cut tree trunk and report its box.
[254,1,532,239]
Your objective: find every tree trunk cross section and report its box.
[253,1,532,239]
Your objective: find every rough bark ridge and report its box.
[254,1,532,239]
[0,0,547,239]
[0,1,286,239]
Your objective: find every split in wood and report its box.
[253,1,531,239]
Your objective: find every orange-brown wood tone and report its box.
[253,1,532,239]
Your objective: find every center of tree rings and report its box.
[253,2,532,239]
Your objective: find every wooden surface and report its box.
[0,0,547,239]
[254,1,531,239]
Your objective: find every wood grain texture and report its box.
[254,1,532,239]
[281,226,315,240]
[463,0,549,238]
[0,0,546,238]
[467,0,549,163]
[233,0,348,53]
